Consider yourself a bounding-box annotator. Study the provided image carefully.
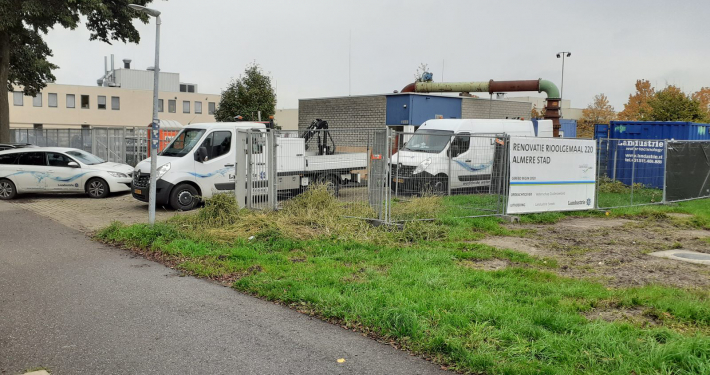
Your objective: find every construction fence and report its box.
[234,128,510,223]
[596,138,710,209]
[235,129,709,223]
[10,126,710,222]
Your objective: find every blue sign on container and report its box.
[606,139,665,189]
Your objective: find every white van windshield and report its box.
[402,130,453,153]
[161,129,206,157]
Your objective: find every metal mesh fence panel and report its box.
[665,140,710,202]
[596,138,666,209]
[389,131,509,221]
[272,128,378,219]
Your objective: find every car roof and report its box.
[0,147,81,155]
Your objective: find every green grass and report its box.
[96,190,710,374]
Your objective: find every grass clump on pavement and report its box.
[96,189,710,374]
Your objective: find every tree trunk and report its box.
[0,31,10,143]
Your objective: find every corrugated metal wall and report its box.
[609,121,710,141]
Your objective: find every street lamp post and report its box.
[129,4,161,225]
[556,51,571,101]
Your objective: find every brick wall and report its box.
[461,98,532,120]
[298,95,387,147]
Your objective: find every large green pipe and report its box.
[538,79,560,99]
[400,78,562,136]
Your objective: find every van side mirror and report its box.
[68,161,79,168]
[194,147,208,163]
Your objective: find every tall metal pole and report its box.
[556,51,571,119]
[148,15,161,225]
[560,54,565,100]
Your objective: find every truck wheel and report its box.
[86,178,110,198]
[317,174,340,197]
[0,179,17,200]
[170,183,199,211]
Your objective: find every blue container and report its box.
[560,119,577,138]
[531,119,577,137]
[594,124,610,139]
[385,94,462,126]
[598,122,710,189]
[609,121,710,141]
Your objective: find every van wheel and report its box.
[0,179,17,200]
[421,176,448,196]
[317,174,340,197]
[86,178,109,198]
[170,183,199,211]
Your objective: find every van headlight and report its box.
[413,158,432,175]
[156,163,171,179]
[108,171,129,178]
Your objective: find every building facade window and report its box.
[48,93,58,108]
[98,96,106,110]
[168,99,176,113]
[195,101,202,114]
[13,92,23,106]
[158,99,164,112]
[81,95,90,109]
[111,96,120,110]
[208,102,216,115]
[33,93,42,107]
[66,94,75,108]
[183,100,190,113]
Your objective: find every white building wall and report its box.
[8,83,220,129]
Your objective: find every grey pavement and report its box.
[0,203,443,375]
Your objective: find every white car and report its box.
[0,147,134,200]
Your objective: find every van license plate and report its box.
[394,178,404,183]
[134,189,142,195]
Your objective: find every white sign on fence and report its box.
[507,137,597,214]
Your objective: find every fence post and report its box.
[612,140,618,181]
[121,127,126,164]
[235,131,247,209]
[502,134,510,215]
[269,129,278,210]
[662,140,668,204]
[385,126,392,224]
[596,138,602,209]
[447,134,452,196]
[631,140,638,206]
[246,131,253,209]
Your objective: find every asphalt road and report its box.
[0,203,443,375]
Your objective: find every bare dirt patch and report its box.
[583,306,659,326]
[478,216,710,288]
[461,258,511,271]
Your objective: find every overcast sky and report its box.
[43,0,710,111]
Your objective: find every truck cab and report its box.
[391,119,551,194]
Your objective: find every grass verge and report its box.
[96,188,710,374]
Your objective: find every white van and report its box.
[132,122,367,210]
[0,147,134,199]
[391,119,551,194]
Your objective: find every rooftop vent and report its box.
[123,59,132,69]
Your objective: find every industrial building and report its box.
[298,93,532,133]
